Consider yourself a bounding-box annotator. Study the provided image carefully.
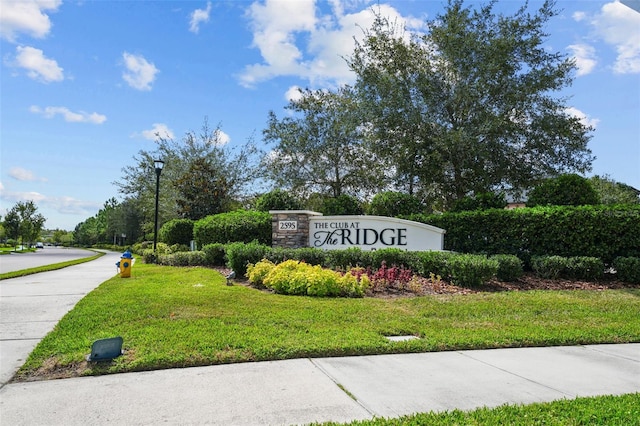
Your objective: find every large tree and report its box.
[263,86,389,199]
[115,119,261,234]
[174,158,231,220]
[348,0,594,209]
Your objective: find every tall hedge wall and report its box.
[193,210,271,247]
[407,205,640,265]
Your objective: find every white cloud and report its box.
[0,184,101,218]
[30,105,107,124]
[591,1,640,74]
[239,1,422,88]
[572,11,587,22]
[8,167,47,182]
[189,1,212,33]
[48,196,102,215]
[0,0,61,42]
[566,107,600,129]
[140,123,175,140]
[12,45,64,82]
[214,129,230,146]
[122,52,159,90]
[285,85,303,102]
[567,43,597,76]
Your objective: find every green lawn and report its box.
[16,262,640,380]
[317,393,640,426]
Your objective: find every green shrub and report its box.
[291,247,327,265]
[325,247,372,270]
[202,243,226,266]
[412,251,453,278]
[409,205,640,265]
[491,254,524,281]
[258,259,369,297]
[266,247,326,266]
[169,244,190,253]
[450,192,507,212]
[527,174,599,207]
[246,259,276,287]
[447,254,498,287]
[564,256,604,280]
[531,256,566,279]
[159,219,194,246]
[321,194,364,215]
[225,241,271,276]
[532,255,604,281]
[370,248,417,270]
[255,189,302,211]
[158,251,207,267]
[614,257,640,283]
[194,210,271,247]
[142,249,156,264]
[368,191,425,217]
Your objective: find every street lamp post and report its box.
[153,159,164,261]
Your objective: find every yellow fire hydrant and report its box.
[117,250,134,278]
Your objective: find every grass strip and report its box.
[315,393,640,425]
[0,251,105,280]
[15,263,640,380]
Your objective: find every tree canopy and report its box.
[347,0,594,209]
[115,119,261,234]
[3,201,46,247]
[263,86,388,199]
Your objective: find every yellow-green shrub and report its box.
[249,259,369,297]
[246,259,276,286]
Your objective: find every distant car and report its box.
[36,242,44,249]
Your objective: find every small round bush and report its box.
[225,241,271,276]
[159,219,194,246]
[614,257,640,283]
[202,243,226,266]
[255,189,303,211]
[491,254,524,281]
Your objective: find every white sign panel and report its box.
[309,215,445,251]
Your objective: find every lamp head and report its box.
[154,159,164,175]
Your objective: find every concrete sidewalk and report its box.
[0,344,638,425]
[0,251,121,385]
[1,255,638,425]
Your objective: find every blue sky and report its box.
[1,0,639,231]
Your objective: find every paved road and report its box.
[0,247,96,273]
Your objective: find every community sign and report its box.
[308,215,445,251]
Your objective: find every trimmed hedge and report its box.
[614,257,640,283]
[224,241,270,276]
[202,243,226,266]
[408,205,640,265]
[193,210,271,247]
[447,254,499,287]
[491,254,524,281]
[531,255,604,281]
